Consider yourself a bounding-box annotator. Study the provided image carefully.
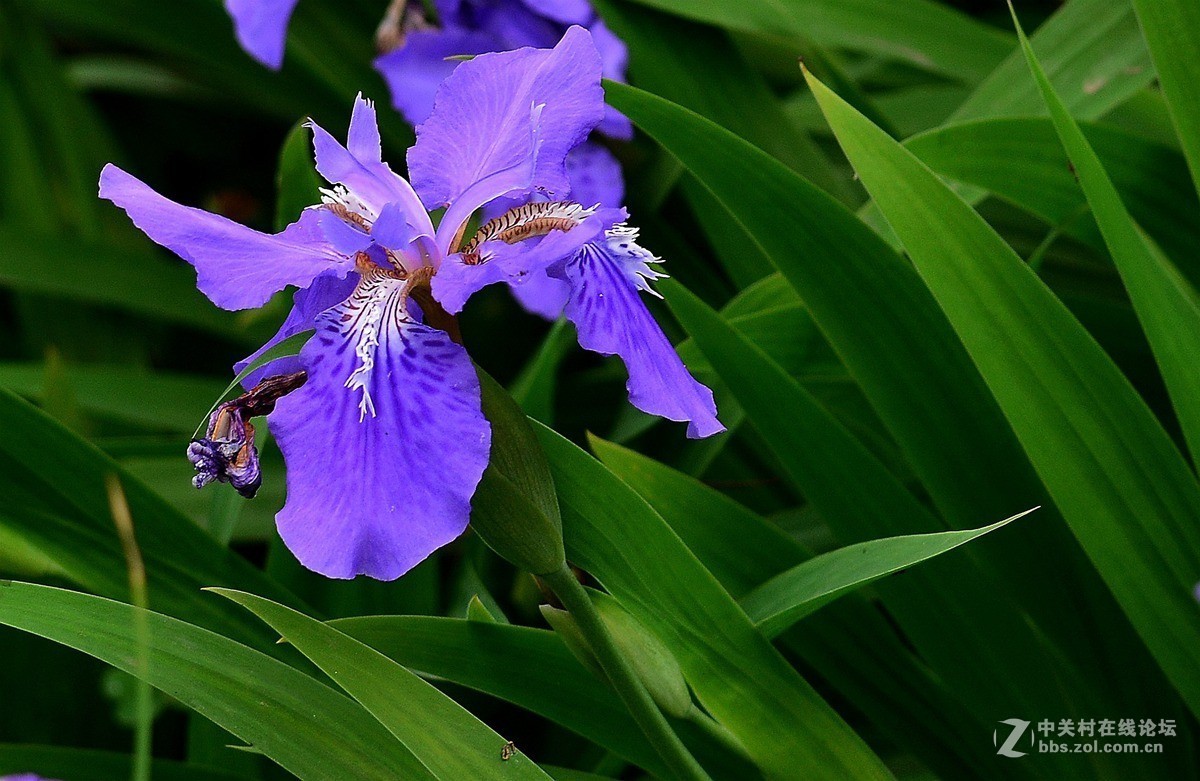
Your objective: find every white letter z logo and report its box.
[995,719,1031,758]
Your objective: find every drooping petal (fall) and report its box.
[225,0,300,69]
[269,264,491,580]
[99,165,349,311]
[562,227,724,438]
[235,270,359,387]
[408,26,605,250]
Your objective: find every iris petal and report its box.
[224,0,300,69]
[234,271,359,388]
[562,228,724,439]
[98,165,348,311]
[269,265,491,580]
[408,26,606,249]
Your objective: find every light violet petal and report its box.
[309,96,433,235]
[225,0,300,69]
[317,210,373,254]
[408,26,605,232]
[269,266,491,580]
[98,164,346,311]
[235,271,359,388]
[561,229,723,438]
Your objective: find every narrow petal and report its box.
[225,0,300,69]
[235,271,359,387]
[562,227,723,438]
[408,26,606,247]
[374,28,496,127]
[565,141,624,208]
[309,96,434,236]
[99,164,347,311]
[269,265,491,580]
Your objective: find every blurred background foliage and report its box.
[2,0,1199,779]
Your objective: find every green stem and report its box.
[542,565,712,781]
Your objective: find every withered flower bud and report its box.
[188,372,306,499]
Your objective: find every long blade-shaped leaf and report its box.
[805,66,1200,717]
[0,583,432,780]
[216,591,553,780]
[536,425,892,781]
[620,0,1012,83]
[742,511,1034,637]
[1129,0,1200,194]
[1013,11,1200,467]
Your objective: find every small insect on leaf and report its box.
[500,741,517,761]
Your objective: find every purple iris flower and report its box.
[223,0,629,301]
[374,0,630,214]
[99,28,721,581]
[1,775,58,781]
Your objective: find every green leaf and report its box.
[216,590,553,780]
[0,388,303,650]
[472,370,564,576]
[602,84,1116,723]
[509,319,575,424]
[805,64,1200,717]
[742,510,1034,637]
[1129,0,1200,194]
[588,436,991,780]
[0,363,225,433]
[1013,11,1200,468]
[0,744,249,781]
[331,615,748,779]
[952,0,1153,123]
[904,118,1200,283]
[535,424,892,781]
[659,278,1089,731]
[0,583,433,780]
[619,0,1012,83]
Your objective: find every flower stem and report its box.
[541,565,712,781]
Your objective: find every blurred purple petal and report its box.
[375,28,495,127]
[521,0,592,24]
[235,271,359,388]
[562,225,723,438]
[270,265,491,580]
[408,26,605,250]
[309,95,433,233]
[566,141,624,208]
[98,164,347,311]
[225,0,300,69]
